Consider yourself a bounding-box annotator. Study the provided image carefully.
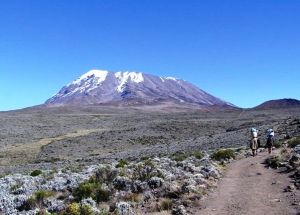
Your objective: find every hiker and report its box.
[250,128,258,156]
[266,129,275,154]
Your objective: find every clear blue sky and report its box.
[1,0,300,111]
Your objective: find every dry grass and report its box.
[145,212,171,215]
[0,128,105,166]
[159,198,173,211]
[123,193,143,203]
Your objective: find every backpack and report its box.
[251,131,258,138]
[267,129,274,137]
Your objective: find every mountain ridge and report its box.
[254,98,300,110]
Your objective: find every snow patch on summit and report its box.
[115,72,144,92]
[165,77,177,81]
[72,70,108,85]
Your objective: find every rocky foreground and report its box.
[0,149,237,215]
[1,140,299,215]
[265,137,300,195]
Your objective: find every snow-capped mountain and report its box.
[45,69,234,108]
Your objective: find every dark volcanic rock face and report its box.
[254,98,300,110]
[45,70,234,108]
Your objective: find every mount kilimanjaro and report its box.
[45,70,235,109]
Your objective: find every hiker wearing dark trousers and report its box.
[266,129,275,154]
[250,128,258,156]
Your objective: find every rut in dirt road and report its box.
[197,151,298,215]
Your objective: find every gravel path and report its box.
[196,151,299,215]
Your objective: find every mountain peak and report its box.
[45,69,235,109]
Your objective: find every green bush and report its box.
[34,190,54,204]
[80,205,94,215]
[64,202,80,215]
[30,170,42,177]
[172,152,188,162]
[273,140,282,148]
[193,151,204,160]
[265,155,283,169]
[141,156,150,161]
[17,196,36,211]
[211,149,236,161]
[18,190,54,211]
[62,202,96,215]
[73,182,98,201]
[95,187,110,202]
[73,181,111,203]
[288,137,300,148]
[115,159,128,168]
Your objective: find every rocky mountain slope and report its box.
[254,98,300,110]
[45,70,234,108]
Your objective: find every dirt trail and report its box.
[196,151,298,215]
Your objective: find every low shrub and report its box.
[141,156,150,161]
[17,196,36,211]
[211,149,236,161]
[73,182,98,201]
[273,140,282,148]
[94,165,118,184]
[172,152,188,162]
[115,159,128,168]
[17,190,54,211]
[64,164,85,173]
[132,160,159,181]
[64,202,80,215]
[73,181,111,203]
[80,205,94,215]
[34,190,54,204]
[265,155,283,169]
[193,151,204,160]
[30,170,42,177]
[144,159,155,168]
[95,187,111,202]
[63,202,95,215]
[288,137,300,148]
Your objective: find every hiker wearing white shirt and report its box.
[250,128,258,156]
